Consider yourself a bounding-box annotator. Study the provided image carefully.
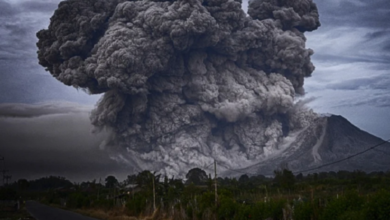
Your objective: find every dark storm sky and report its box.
[0,0,389,182]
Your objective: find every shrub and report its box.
[264,199,286,220]
[126,192,149,216]
[320,191,363,220]
[0,187,18,200]
[364,189,390,220]
[233,204,251,220]
[293,201,314,220]
[218,195,237,220]
[67,192,90,209]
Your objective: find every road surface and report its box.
[26,201,99,220]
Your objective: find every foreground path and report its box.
[26,201,99,220]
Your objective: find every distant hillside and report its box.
[225,115,390,176]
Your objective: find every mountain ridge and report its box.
[222,115,390,176]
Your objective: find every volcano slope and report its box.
[232,115,390,176]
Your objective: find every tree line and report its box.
[2,169,390,220]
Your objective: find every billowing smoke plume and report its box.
[37,0,320,176]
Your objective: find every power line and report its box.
[220,165,248,175]
[204,161,214,169]
[293,138,390,174]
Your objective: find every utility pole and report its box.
[152,174,156,212]
[214,159,218,206]
[0,156,4,186]
[98,178,101,199]
[2,169,8,186]
[4,175,11,185]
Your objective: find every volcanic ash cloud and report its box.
[37,0,320,176]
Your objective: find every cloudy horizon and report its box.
[304,0,390,139]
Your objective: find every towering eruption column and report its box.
[37,0,320,176]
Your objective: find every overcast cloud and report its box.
[304,0,390,139]
[0,102,132,182]
[0,0,100,105]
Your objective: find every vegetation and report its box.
[0,186,33,220]
[2,170,390,220]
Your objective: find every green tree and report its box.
[238,174,249,183]
[28,176,73,190]
[136,170,159,188]
[186,168,208,185]
[17,179,29,191]
[274,169,295,190]
[105,175,118,188]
